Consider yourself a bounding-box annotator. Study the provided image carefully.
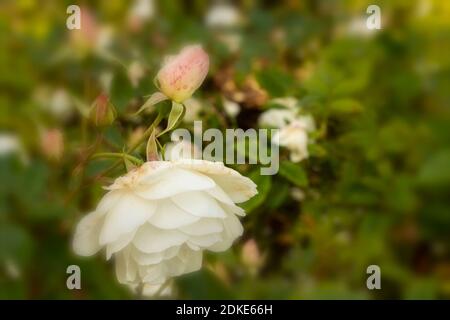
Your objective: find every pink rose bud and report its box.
[40,129,64,161]
[156,45,209,103]
[89,93,117,127]
[241,238,264,275]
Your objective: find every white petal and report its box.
[187,242,201,251]
[135,168,215,200]
[132,249,164,265]
[165,256,186,275]
[165,247,202,275]
[171,191,226,218]
[96,190,122,213]
[148,199,199,229]
[174,159,257,203]
[99,193,156,245]
[142,283,172,297]
[179,218,223,236]
[133,223,188,253]
[140,264,165,283]
[206,185,234,205]
[210,174,257,203]
[72,210,103,256]
[131,246,180,265]
[115,249,137,284]
[222,203,246,217]
[223,214,244,238]
[177,247,203,273]
[188,233,222,248]
[209,215,243,252]
[106,230,135,260]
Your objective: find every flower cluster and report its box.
[259,97,315,162]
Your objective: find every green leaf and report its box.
[0,223,32,267]
[133,92,168,116]
[157,101,185,137]
[177,269,233,299]
[329,98,363,114]
[146,129,159,161]
[417,149,450,189]
[279,161,308,187]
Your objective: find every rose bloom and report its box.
[73,159,257,293]
[156,45,209,103]
[273,117,315,162]
[259,106,315,163]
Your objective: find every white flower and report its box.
[205,3,241,28]
[290,187,305,202]
[0,133,28,164]
[73,159,257,292]
[222,97,240,118]
[33,87,74,121]
[258,108,297,128]
[259,103,315,162]
[0,134,22,156]
[128,60,146,88]
[273,117,315,162]
[129,0,155,21]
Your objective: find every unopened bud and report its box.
[40,129,64,161]
[156,45,209,103]
[89,93,116,127]
[241,238,264,275]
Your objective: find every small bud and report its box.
[156,45,209,103]
[40,129,64,161]
[241,238,264,275]
[89,93,117,127]
[128,60,146,88]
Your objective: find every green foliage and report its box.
[0,0,449,300]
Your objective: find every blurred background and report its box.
[0,0,449,299]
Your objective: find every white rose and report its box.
[258,108,297,129]
[222,97,240,118]
[259,105,316,163]
[73,159,257,292]
[273,116,315,162]
[205,3,241,28]
[0,133,28,164]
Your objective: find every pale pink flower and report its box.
[156,45,209,103]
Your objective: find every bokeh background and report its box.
[1,0,449,299]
